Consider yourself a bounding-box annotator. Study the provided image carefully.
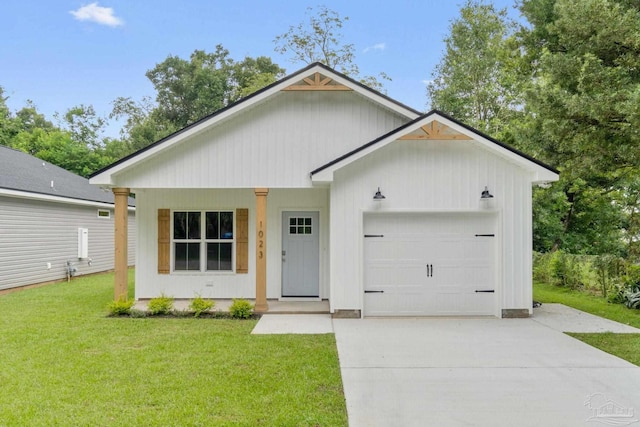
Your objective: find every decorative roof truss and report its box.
[398,120,472,141]
[282,72,352,91]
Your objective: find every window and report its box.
[173,211,234,272]
[289,217,312,235]
[97,209,111,219]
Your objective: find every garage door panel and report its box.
[364,213,497,317]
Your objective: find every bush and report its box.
[550,250,584,289]
[229,299,254,319]
[189,295,215,317]
[148,294,174,315]
[624,290,640,309]
[107,297,135,316]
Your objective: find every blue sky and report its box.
[1,1,521,137]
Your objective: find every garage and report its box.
[363,212,498,317]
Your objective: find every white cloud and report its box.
[70,3,124,27]
[363,43,386,53]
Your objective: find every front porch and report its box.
[133,298,330,314]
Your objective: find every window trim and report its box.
[171,210,235,273]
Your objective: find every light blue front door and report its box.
[282,211,319,297]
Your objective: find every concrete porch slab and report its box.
[251,314,334,334]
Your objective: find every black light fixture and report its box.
[373,187,386,201]
[480,186,494,199]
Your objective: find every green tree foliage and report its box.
[146,46,284,130]
[519,0,640,256]
[274,5,390,91]
[10,128,108,177]
[427,0,525,136]
[0,87,22,147]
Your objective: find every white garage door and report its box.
[363,212,497,316]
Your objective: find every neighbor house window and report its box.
[173,211,234,272]
[97,209,111,219]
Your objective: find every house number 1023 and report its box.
[258,222,264,259]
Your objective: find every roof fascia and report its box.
[0,188,136,210]
[311,111,559,184]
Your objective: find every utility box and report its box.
[78,228,89,259]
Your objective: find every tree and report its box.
[11,128,108,177]
[110,96,175,153]
[15,100,54,132]
[427,0,524,136]
[0,86,22,147]
[146,46,284,130]
[274,6,390,91]
[58,104,106,149]
[519,0,640,255]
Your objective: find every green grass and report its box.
[0,271,347,426]
[534,282,640,367]
[566,332,640,366]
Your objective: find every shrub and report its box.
[607,283,628,304]
[107,297,135,316]
[229,298,254,319]
[148,294,174,315]
[550,250,583,289]
[189,295,215,317]
[624,290,640,309]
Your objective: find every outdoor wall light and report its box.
[373,187,386,201]
[480,186,494,200]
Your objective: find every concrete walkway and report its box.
[532,303,640,333]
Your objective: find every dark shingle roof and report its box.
[0,145,134,206]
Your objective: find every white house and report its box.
[0,145,135,292]
[89,63,558,318]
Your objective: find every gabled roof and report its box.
[89,62,421,185]
[310,110,559,184]
[0,145,135,207]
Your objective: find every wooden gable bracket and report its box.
[398,120,472,141]
[282,72,352,91]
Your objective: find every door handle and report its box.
[475,290,495,293]
[364,290,384,293]
[426,264,433,277]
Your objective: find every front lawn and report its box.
[534,282,640,367]
[0,271,347,426]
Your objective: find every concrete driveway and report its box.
[333,312,640,427]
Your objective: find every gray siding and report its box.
[0,195,135,290]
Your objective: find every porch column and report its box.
[254,188,269,312]
[113,187,129,300]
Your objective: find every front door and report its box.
[282,211,319,297]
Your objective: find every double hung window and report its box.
[173,211,234,272]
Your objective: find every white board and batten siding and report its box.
[113,92,409,189]
[330,138,535,317]
[134,188,329,300]
[0,195,135,291]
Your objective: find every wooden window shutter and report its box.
[158,209,170,274]
[236,208,249,274]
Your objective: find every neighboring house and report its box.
[0,145,135,291]
[90,63,558,318]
